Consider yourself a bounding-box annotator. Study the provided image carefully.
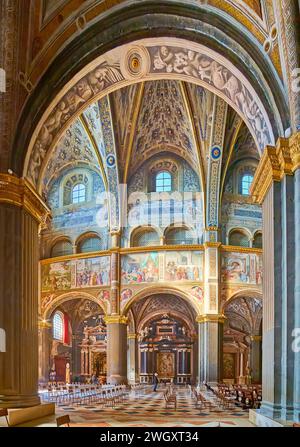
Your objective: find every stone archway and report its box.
[22,37,283,192]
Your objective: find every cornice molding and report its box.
[104,315,128,324]
[0,174,51,223]
[251,136,298,204]
[290,132,300,172]
[196,313,226,324]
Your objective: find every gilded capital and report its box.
[289,132,300,172]
[251,139,294,204]
[127,333,137,339]
[196,314,226,324]
[0,174,51,223]
[104,315,128,324]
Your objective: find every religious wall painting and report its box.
[41,261,71,292]
[121,251,203,285]
[76,256,110,288]
[221,252,262,285]
[164,251,203,282]
[120,288,133,311]
[97,289,111,313]
[223,353,236,379]
[189,285,204,301]
[121,252,159,284]
[41,256,111,293]
[157,352,175,378]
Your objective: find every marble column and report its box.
[127,333,138,384]
[0,175,50,408]
[251,138,300,422]
[38,322,52,383]
[293,154,300,422]
[250,336,262,384]
[197,315,224,385]
[71,333,82,378]
[105,316,128,384]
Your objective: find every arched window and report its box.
[131,228,160,247]
[78,236,102,253]
[53,312,64,341]
[241,173,254,195]
[229,230,250,247]
[51,240,73,257]
[253,232,262,249]
[72,183,86,204]
[165,227,196,245]
[155,171,172,192]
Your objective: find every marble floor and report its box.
[11,386,254,427]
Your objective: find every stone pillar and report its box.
[197,314,224,385]
[250,336,262,384]
[72,333,82,378]
[293,138,300,422]
[38,322,52,383]
[0,175,50,408]
[110,231,121,315]
[105,316,128,384]
[251,137,300,422]
[127,333,138,384]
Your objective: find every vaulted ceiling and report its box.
[41,79,258,199]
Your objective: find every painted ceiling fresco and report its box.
[41,118,101,193]
[129,80,199,174]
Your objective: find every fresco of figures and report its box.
[41,261,72,292]
[164,251,203,282]
[221,252,262,285]
[41,256,110,292]
[76,256,110,287]
[121,253,159,284]
[121,251,203,285]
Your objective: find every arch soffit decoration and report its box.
[43,291,106,320]
[121,285,202,317]
[222,289,262,313]
[22,37,284,193]
[137,309,196,336]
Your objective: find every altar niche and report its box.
[138,314,193,384]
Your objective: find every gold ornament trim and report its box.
[250,335,262,341]
[196,313,226,323]
[251,135,299,204]
[127,333,137,339]
[0,174,51,223]
[104,315,128,324]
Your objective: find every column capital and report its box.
[289,132,300,172]
[127,333,137,339]
[38,320,52,329]
[104,315,128,324]
[250,335,262,342]
[203,241,222,249]
[251,136,299,204]
[0,174,51,223]
[196,313,226,324]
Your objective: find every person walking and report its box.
[153,372,159,391]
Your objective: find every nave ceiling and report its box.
[41,79,258,202]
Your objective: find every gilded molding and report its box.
[204,242,222,249]
[0,174,50,223]
[251,138,294,204]
[221,245,262,254]
[127,333,137,339]
[250,335,262,341]
[289,132,300,172]
[104,315,128,324]
[196,314,226,324]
